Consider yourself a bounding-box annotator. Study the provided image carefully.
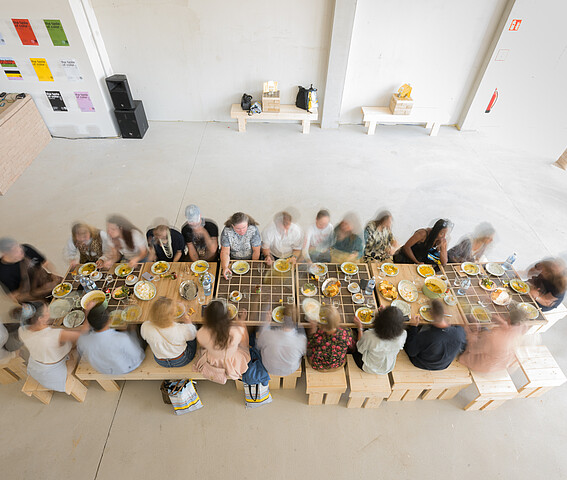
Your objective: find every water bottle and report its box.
[503,252,517,270]
[365,276,376,296]
[202,273,212,297]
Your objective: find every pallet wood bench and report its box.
[235,365,302,391]
[463,369,517,411]
[345,356,391,408]
[361,106,449,136]
[0,355,27,384]
[305,361,347,405]
[230,104,318,134]
[512,345,566,398]
[535,303,567,333]
[388,351,471,401]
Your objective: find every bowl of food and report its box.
[301,283,317,297]
[63,310,85,328]
[231,261,250,275]
[80,290,108,310]
[491,288,511,306]
[230,290,242,302]
[322,278,341,298]
[398,280,418,303]
[381,263,399,277]
[391,299,411,317]
[347,282,360,293]
[302,298,321,321]
[112,285,130,300]
[227,303,238,320]
[174,302,186,319]
[122,304,142,322]
[518,302,539,320]
[510,279,530,295]
[272,306,285,323]
[274,258,291,273]
[341,262,359,275]
[78,262,97,276]
[109,310,125,327]
[151,261,170,275]
[309,263,328,277]
[125,274,138,286]
[485,262,505,277]
[90,271,103,281]
[422,277,447,299]
[479,277,497,292]
[419,305,434,322]
[461,262,480,276]
[378,280,398,301]
[352,292,365,304]
[52,282,73,299]
[355,307,373,324]
[191,260,209,274]
[49,299,72,319]
[417,264,435,277]
[471,305,491,323]
[115,263,133,277]
[133,280,157,301]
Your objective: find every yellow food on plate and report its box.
[378,281,398,300]
[381,263,399,276]
[115,264,133,277]
[510,279,529,294]
[420,306,433,322]
[53,283,72,297]
[152,261,169,274]
[122,305,142,322]
[274,259,290,272]
[323,281,341,297]
[462,262,480,275]
[341,263,358,275]
[227,304,238,319]
[472,306,491,323]
[426,282,443,294]
[417,265,435,277]
[357,308,373,324]
[192,261,208,273]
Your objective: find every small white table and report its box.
[361,106,449,136]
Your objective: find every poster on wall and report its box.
[30,58,54,81]
[1,57,23,80]
[44,19,69,46]
[12,19,39,46]
[0,32,6,46]
[74,92,95,112]
[46,91,67,111]
[61,59,83,81]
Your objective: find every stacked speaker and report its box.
[105,74,148,139]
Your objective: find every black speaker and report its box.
[114,100,148,139]
[106,74,135,110]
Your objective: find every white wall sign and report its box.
[60,58,83,81]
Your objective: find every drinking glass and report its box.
[197,291,206,305]
[287,296,294,305]
[457,277,471,296]
[225,270,233,281]
[453,277,462,288]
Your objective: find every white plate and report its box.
[230,290,242,302]
[510,279,530,295]
[274,258,291,273]
[381,263,399,277]
[133,280,157,301]
[174,302,186,319]
[114,263,133,277]
[309,263,328,277]
[231,260,250,275]
[272,306,285,323]
[478,278,497,292]
[485,262,505,276]
[340,262,359,276]
[322,278,341,297]
[227,303,238,320]
[443,294,457,306]
[352,293,365,304]
[471,306,491,323]
[122,305,142,322]
[302,298,321,321]
[49,299,72,319]
[191,260,209,274]
[518,302,539,320]
[461,262,480,276]
[80,290,106,309]
[355,307,373,324]
[52,282,73,299]
[125,274,138,286]
[109,310,125,327]
[398,280,418,303]
[391,299,411,317]
[90,271,103,281]
[63,310,85,328]
[419,306,434,322]
[491,288,511,306]
[78,262,97,276]
[301,283,317,297]
[347,282,360,293]
[417,264,435,277]
[151,261,170,275]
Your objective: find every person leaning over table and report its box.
[261,211,303,266]
[448,222,495,264]
[181,204,219,262]
[141,297,197,367]
[404,299,466,371]
[330,212,364,263]
[220,212,261,279]
[363,210,398,262]
[352,306,407,375]
[63,222,112,270]
[98,215,149,269]
[0,237,62,304]
[302,209,334,263]
[146,223,185,263]
[393,218,452,266]
[527,257,566,312]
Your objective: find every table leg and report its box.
[367,121,377,135]
[346,396,365,408]
[269,377,281,390]
[364,396,384,408]
[464,396,485,411]
[429,122,440,136]
[237,118,246,133]
[437,386,465,400]
[302,120,310,134]
[324,392,342,404]
[422,388,446,400]
[308,392,324,405]
[388,389,406,401]
[282,376,297,389]
[0,368,18,384]
[401,389,422,401]
[97,379,121,392]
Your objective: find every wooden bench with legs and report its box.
[230,104,318,134]
[535,304,567,333]
[235,365,302,391]
[361,106,449,136]
[512,345,566,398]
[463,369,517,411]
[0,355,27,385]
[305,361,347,405]
[345,356,391,408]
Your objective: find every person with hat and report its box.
[181,204,219,261]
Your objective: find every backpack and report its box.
[296,84,318,112]
[241,93,252,111]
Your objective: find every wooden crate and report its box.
[262,91,280,113]
[389,93,413,115]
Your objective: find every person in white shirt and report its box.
[302,209,333,263]
[141,297,198,367]
[261,212,303,266]
[256,305,306,376]
[63,222,112,269]
[99,215,149,268]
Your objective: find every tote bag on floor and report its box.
[165,380,203,415]
[243,382,272,409]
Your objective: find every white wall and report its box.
[340,0,508,124]
[91,0,333,122]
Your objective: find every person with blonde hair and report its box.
[141,297,197,367]
[63,222,110,269]
[146,223,185,263]
[99,215,148,268]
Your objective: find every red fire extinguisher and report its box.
[485,88,498,113]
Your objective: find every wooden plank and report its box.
[361,106,449,124]
[305,363,347,393]
[324,392,342,404]
[364,396,383,408]
[401,389,422,401]
[421,388,446,400]
[387,389,407,401]
[346,396,366,408]
[346,356,391,395]
[308,392,323,405]
[0,368,18,384]
[231,104,318,121]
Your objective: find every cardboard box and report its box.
[389,93,413,115]
[262,90,280,113]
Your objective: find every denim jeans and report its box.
[154,339,197,367]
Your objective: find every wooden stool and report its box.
[0,355,27,384]
[235,366,302,391]
[389,351,471,401]
[513,345,566,398]
[305,362,347,405]
[464,369,517,411]
[346,356,391,408]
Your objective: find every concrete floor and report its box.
[1,121,566,479]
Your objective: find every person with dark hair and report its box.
[77,304,145,375]
[363,211,398,262]
[352,306,407,374]
[17,301,86,391]
[64,222,111,269]
[303,209,334,263]
[404,299,466,371]
[262,211,303,266]
[527,258,567,312]
[181,204,219,261]
[393,218,452,266]
[448,222,495,264]
[220,212,261,279]
[99,214,148,269]
[330,213,364,263]
[195,299,250,379]
[146,224,185,262]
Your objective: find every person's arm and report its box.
[290,249,301,264]
[404,315,421,356]
[390,233,399,254]
[252,246,261,261]
[401,230,427,264]
[147,245,157,262]
[64,239,80,270]
[262,247,273,265]
[172,250,182,262]
[535,292,559,307]
[220,246,231,278]
[128,246,148,268]
[438,237,448,266]
[353,316,364,342]
[302,230,312,263]
[307,319,318,335]
[59,328,85,345]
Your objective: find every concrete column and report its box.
[321,0,357,129]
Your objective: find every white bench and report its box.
[361,106,449,136]
[230,104,318,134]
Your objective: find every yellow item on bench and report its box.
[397,83,412,99]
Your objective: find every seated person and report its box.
[195,299,250,380]
[302,209,334,263]
[393,219,452,266]
[16,301,86,391]
[404,299,466,371]
[352,306,407,375]
[363,211,398,262]
[64,222,111,270]
[141,297,197,367]
[256,304,306,376]
[0,238,62,303]
[99,215,148,269]
[77,304,145,375]
[306,306,354,371]
[527,258,566,312]
[448,222,495,263]
[330,213,364,263]
[262,211,303,266]
[220,212,261,279]
[146,223,185,263]
[181,204,219,261]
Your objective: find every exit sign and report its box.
[509,19,522,31]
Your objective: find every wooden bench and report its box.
[305,361,347,405]
[345,356,391,408]
[388,351,471,401]
[361,106,449,136]
[235,365,302,391]
[463,369,517,411]
[230,104,318,134]
[535,303,567,333]
[0,355,27,385]
[512,345,566,398]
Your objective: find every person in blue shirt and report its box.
[78,305,145,375]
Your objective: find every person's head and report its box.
[430,299,447,326]
[319,306,340,332]
[106,214,140,250]
[337,212,362,238]
[185,204,202,227]
[71,223,99,246]
[204,299,232,349]
[225,212,258,236]
[11,301,48,327]
[282,304,297,331]
[374,211,393,231]
[87,306,110,332]
[508,303,528,326]
[315,209,330,230]
[373,306,405,340]
[149,296,175,329]
[274,211,292,234]
[0,238,24,263]
[472,222,495,247]
[425,219,452,251]
[152,225,170,243]
[538,258,567,294]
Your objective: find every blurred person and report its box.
[262,211,303,266]
[527,258,566,312]
[448,222,495,264]
[220,212,261,279]
[99,215,148,269]
[16,301,86,391]
[363,210,398,262]
[393,218,452,266]
[404,299,466,371]
[77,304,145,375]
[0,238,62,303]
[181,204,219,261]
[195,299,250,380]
[352,306,407,374]
[64,222,110,269]
[0,322,18,362]
[256,304,306,376]
[141,297,197,367]
[330,212,364,263]
[146,223,184,262]
[302,209,333,263]
[306,306,354,371]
